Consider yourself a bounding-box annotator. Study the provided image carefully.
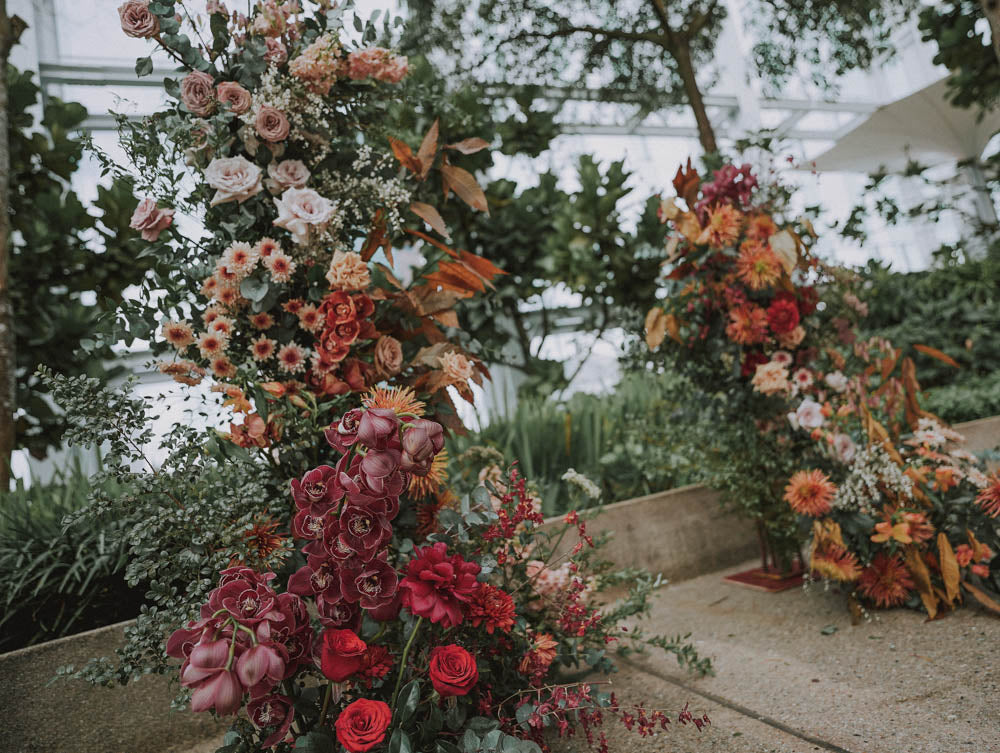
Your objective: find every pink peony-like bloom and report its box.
[216,81,252,114]
[273,188,335,244]
[345,48,409,83]
[267,159,310,191]
[833,433,856,463]
[399,542,481,628]
[180,70,216,116]
[255,105,290,142]
[825,370,848,392]
[205,156,263,206]
[118,0,159,38]
[264,37,288,64]
[794,399,825,430]
[289,33,342,94]
[129,197,174,241]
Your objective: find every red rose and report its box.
[399,542,481,628]
[335,698,392,753]
[323,290,358,325]
[352,293,375,319]
[319,628,367,682]
[428,644,479,697]
[766,298,800,335]
[331,319,361,346]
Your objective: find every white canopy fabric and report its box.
[811,77,1000,173]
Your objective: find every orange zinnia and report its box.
[784,470,836,517]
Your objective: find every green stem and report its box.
[319,683,333,726]
[390,617,424,711]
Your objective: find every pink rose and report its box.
[118,0,159,38]
[264,38,288,64]
[255,105,290,142]
[267,159,310,191]
[273,187,335,244]
[180,70,216,117]
[205,156,263,206]
[129,198,174,241]
[216,81,251,114]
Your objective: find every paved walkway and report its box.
[182,560,1000,753]
[578,560,1000,753]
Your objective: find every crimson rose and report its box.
[335,698,392,753]
[319,628,367,682]
[428,644,479,697]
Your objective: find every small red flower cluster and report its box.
[482,465,545,564]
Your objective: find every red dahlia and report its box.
[467,583,516,634]
[766,298,800,335]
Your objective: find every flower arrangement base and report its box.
[723,565,804,592]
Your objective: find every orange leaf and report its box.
[963,581,1000,615]
[431,309,459,328]
[904,546,938,619]
[405,228,459,258]
[388,137,421,174]
[417,119,439,180]
[361,209,391,264]
[913,344,960,369]
[645,308,668,351]
[457,249,505,282]
[410,201,450,240]
[937,533,961,606]
[444,137,489,155]
[440,164,489,214]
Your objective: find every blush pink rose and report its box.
[129,198,174,241]
[205,156,263,206]
[267,159,310,192]
[264,38,288,64]
[255,106,290,142]
[118,0,159,38]
[216,81,251,114]
[180,70,216,117]
[273,187,335,244]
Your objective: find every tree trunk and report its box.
[0,5,21,489]
[671,39,718,156]
[981,0,1000,69]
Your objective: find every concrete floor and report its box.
[181,560,1000,753]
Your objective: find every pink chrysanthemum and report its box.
[210,355,237,379]
[209,316,234,338]
[255,237,281,258]
[297,304,322,332]
[264,250,296,283]
[249,312,275,330]
[251,336,277,362]
[221,241,259,278]
[161,320,195,351]
[276,343,307,373]
[197,331,229,359]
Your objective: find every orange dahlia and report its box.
[725,304,769,345]
[363,385,425,417]
[698,204,742,248]
[408,448,448,500]
[857,553,915,608]
[975,473,1000,518]
[745,213,777,241]
[784,469,836,517]
[810,543,860,582]
[735,242,782,290]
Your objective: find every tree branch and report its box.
[507,23,666,47]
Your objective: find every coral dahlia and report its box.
[975,473,1000,518]
[784,469,836,517]
[857,553,915,608]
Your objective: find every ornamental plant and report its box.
[642,161,859,569]
[101,0,504,478]
[164,399,710,752]
[780,337,1000,618]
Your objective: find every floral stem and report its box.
[390,616,424,711]
[319,682,333,726]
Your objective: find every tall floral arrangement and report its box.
[164,398,710,752]
[643,161,858,568]
[107,0,502,476]
[781,337,1000,617]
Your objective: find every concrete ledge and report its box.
[955,414,1000,457]
[542,483,760,582]
[0,620,226,753]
